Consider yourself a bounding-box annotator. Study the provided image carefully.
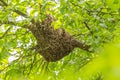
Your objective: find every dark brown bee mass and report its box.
[28,15,90,62]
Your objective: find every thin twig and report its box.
[71,2,92,15]
[28,52,37,74]
[0,26,12,39]
[83,21,93,35]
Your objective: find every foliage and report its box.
[0,0,120,80]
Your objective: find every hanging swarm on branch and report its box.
[28,15,90,62]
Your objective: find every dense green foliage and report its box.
[0,0,120,80]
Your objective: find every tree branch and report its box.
[0,20,15,25]
[0,20,30,29]
[0,0,28,18]
[14,10,28,18]
[72,39,91,52]
[0,0,8,6]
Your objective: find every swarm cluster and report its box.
[29,15,90,62]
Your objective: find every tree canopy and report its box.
[0,0,120,80]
